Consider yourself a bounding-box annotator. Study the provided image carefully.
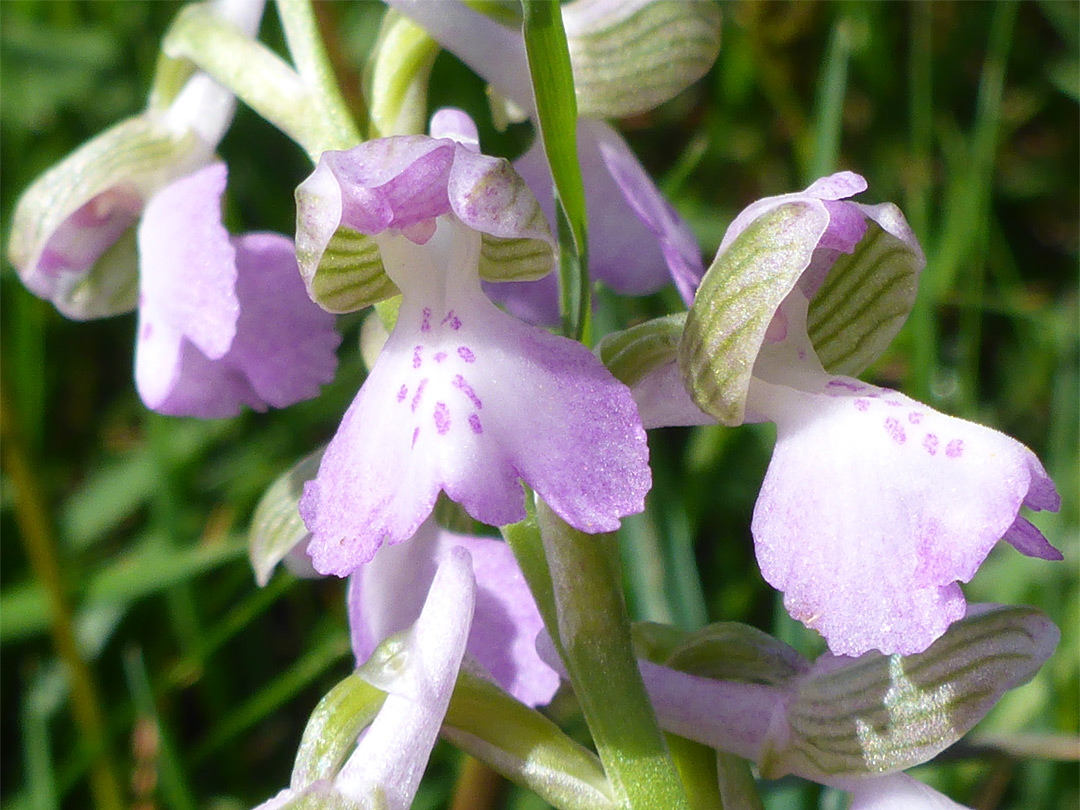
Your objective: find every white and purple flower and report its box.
[627,172,1062,656]
[255,547,477,810]
[387,0,709,321]
[136,163,340,417]
[296,110,651,576]
[348,517,559,708]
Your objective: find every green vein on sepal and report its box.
[679,203,827,426]
[764,605,1058,779]
[290,672,386,789]
[567,0,722,118]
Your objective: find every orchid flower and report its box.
[254,546,476,810]
[347,517,559,708]
[8,0,265,320]
[386,0,713,320]
[540,603,1056,805]
[616,172,1061,656]
[136,162,340,417]
[295,109,650,576]
[8,0,340,417]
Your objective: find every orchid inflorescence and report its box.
[8,2,1066,809]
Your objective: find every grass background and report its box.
[1,1,1076,809]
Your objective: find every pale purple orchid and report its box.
[348,517,559,708]
[136,163,340,417]
[387,0,706,321]
[631,172,1061,656]
[8,0,266,320]
[296,110,650,576]
[254,547,476,810]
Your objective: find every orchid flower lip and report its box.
[299,155,650,576]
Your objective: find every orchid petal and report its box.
[300,218,649,575]
[847,774,969,810]
[348,518,558,707]
[136,165,338,417]
[135,163,240,412]
[749,373,1061,656]
[591,120,704,304]
[226,233,340,407]
[337,547,476,810]
[297,134,552,313]
[387,0,534,111]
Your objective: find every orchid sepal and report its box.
[295,131,555,315]
[562,0,722,119]
[680,202,827,425]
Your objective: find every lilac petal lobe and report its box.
[429,107,480,151]
[749,375,1060,656]
[591,120,703,305]
[303,218,649,574]
[338,547,475,810]
[227,233,340,407]
[349,520,558,707]
[513,127,673,295]
[138,163,239,360]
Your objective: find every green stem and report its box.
[0,381,125,810]
[506,494,691,810]
[274,0,363,149]
[521,0,591,342]
[162,3,357,161]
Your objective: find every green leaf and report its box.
[564,0,722,119]
[444,669,615,810]
[248,448,325,587]
[679,203,827,425]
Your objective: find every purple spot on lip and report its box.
[420,307,432,333]
[908,411,923,424]
[886,399,903,407]
[412,346,423,368]
[442,310,462,330]
[453,374,482,409]
[457,346,476,363]
[411,379,427,412]
[827,379,863,393]
[469,413,483,434]
[434,402,450,435]
[884,416,906,444]
[854,399,870,412]
[396,384,407,403]
[434,351,447,363]
[412,427,420,448]
[946,439,964,458]
[141,322,153,339]
[923,433,939,455]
